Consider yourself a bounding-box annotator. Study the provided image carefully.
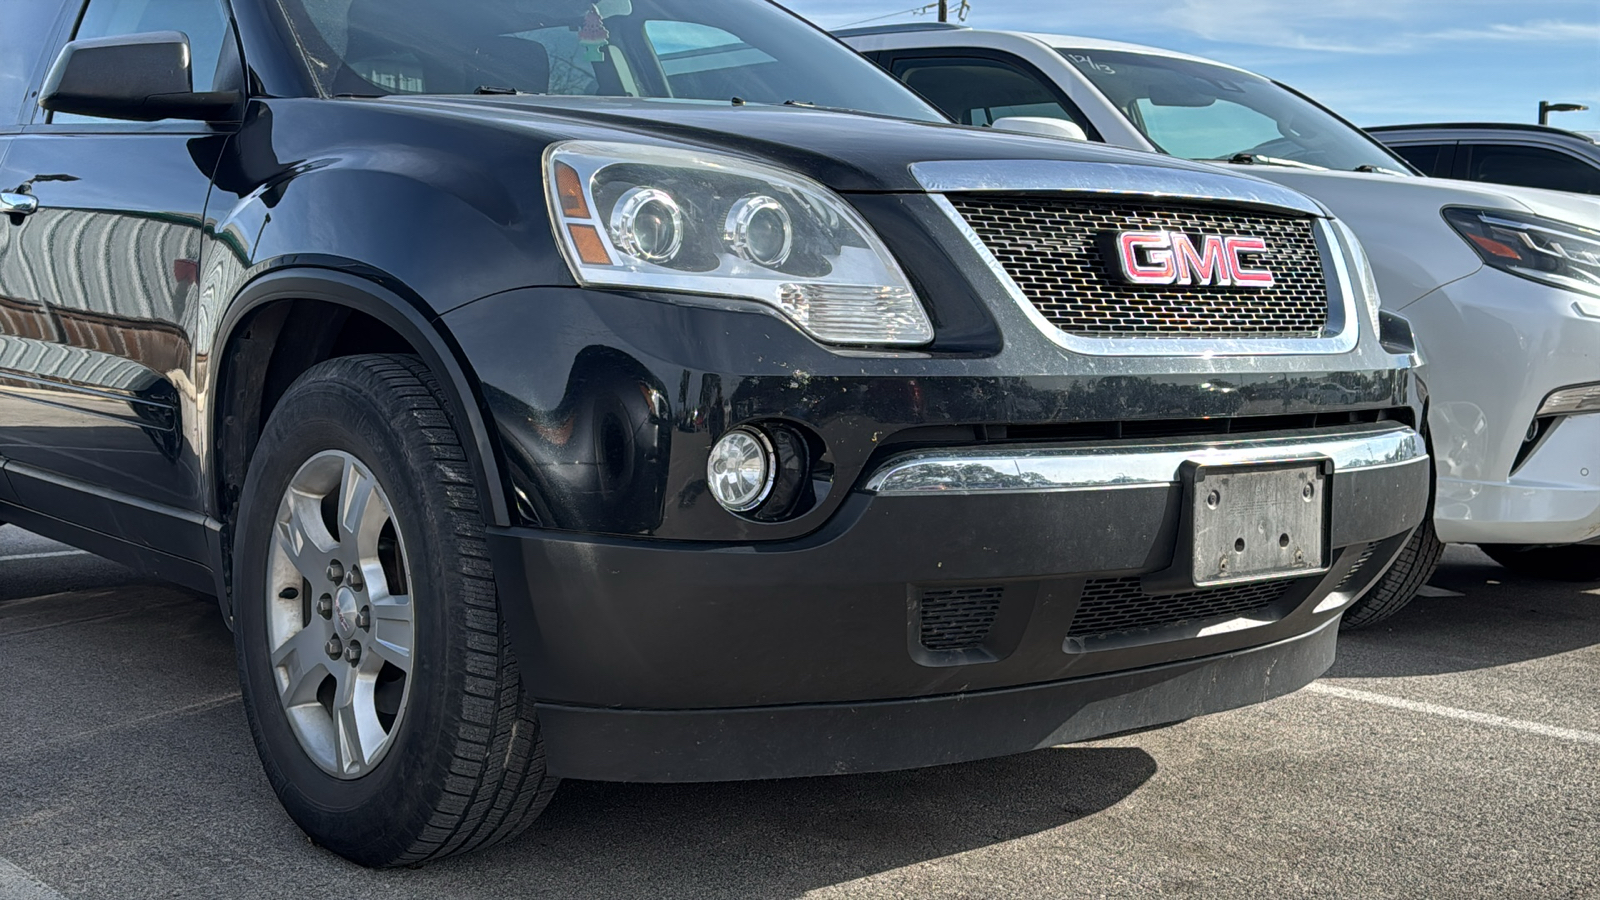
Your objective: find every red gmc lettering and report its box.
[1172,233,1231,286]
[1114,230,1275,288]
[1117,231,1176,284]
[1225,236,1275,287]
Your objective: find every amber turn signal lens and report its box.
[555,162,589,218]
[568,224,613,265]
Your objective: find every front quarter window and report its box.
[1058,47,1407,174]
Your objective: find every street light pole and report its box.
[1539,101,1589,126]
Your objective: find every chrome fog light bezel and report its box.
[707,427,778,514]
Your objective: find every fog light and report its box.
[707,428,775,513]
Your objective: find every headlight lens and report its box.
[1330,217,1383,321]
[1444,207,1600,298]
[546,141,934,347]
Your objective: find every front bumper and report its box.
[488,424,1428,781]
[1401,269,1600,545]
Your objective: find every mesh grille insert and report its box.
[949,196,1331,338]
[1071,577,1296,639]
[919,586,1004,651]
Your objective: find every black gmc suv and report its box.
[0,0,1429,867]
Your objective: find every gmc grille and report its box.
[948,196,1332,339]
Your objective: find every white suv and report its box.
[842,24,1600,625]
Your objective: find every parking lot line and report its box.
[0,551,91,564]
[1308,682,1600,746]
[0,858,65,900]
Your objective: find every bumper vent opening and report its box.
[950,196,1331,339]
[1334,544,1379,592]
[918,586,1004,652]
[1071,577,1297,640]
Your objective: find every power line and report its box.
[838,1,972,29]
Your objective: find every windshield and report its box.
[1056,48,1408,174]
[273,0,944,121]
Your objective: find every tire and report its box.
[1479,543,1600,582]
[1339,518,1446,631]
[233,354,556,867]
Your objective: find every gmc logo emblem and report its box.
[1112,230,1276,288]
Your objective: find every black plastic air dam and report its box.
[532,617,1337,782]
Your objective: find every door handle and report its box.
[1,192,39,216]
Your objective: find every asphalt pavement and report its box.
[2,525,1596,899]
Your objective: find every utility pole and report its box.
[938,0,948,21]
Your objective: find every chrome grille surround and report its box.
[912,160,1361,357]
[948,196,1330,338]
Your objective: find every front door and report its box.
[0,0,237,554]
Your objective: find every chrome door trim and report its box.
[864,423,1426,496]
[910,159,1327,217]
[929,194,1362,357]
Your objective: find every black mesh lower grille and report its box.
[1070,577,1296,639]
[949,195,1330,338]
[919,586,1004,651]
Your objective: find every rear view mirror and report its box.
[991,116,1089,142]
[40,31,240,122]
[1147,82,1217,108]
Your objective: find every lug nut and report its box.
[346,566,364,591]
[344,641,362,664]
[316,595,334,619]
[325,636,343,659]
[357,606,371,630]
[326,560,345,584]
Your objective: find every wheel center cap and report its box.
[334,586,360,637]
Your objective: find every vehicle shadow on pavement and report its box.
[1327,546,1600,679]
[455,746,1156,896]
[0,557,1160,900]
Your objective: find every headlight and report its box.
[545,141,934,347]
[1330,217,1382,321]
[1444,207,1600,298]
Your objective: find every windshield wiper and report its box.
[473,85,523,96]
[1208,153,1327,171]
[1354,164,1407,176]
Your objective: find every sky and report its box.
[781,0,1600,133]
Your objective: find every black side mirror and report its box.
[40,31,240,122]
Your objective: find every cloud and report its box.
[1424,19,1600,42]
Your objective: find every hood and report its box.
[373,94,1301,195]
[1244,168,1599,226]
[1242,168,1600,308]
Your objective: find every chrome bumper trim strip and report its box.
[864,424,1427,496]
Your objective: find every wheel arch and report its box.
[210,265,514,617]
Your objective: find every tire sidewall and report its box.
[233,367,463,859]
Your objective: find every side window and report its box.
[1388,142,1451,177]
[1463,144,1600,195]
[890,55,1091,131]
[53,0,231,124]
[0,4,66,125]
[642,21,779,102]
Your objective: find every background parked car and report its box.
[841,24,1600,625]
[1369,123,1600,196]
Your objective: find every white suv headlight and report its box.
[544,141,934,347]
[1444,207,1600,298]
